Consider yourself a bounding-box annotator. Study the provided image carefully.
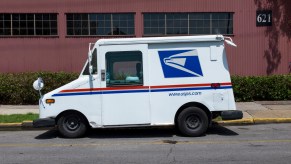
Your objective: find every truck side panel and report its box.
[148,42,235,125]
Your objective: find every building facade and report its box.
[0,0,290,75]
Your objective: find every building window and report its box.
[0,13,57,36]
[144,14,165,35]
[166,13,188,35]
[67,13,134,36]
[144,13,233,35]
[0,14,11,35]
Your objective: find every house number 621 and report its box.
[257,14,271,23]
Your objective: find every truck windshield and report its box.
[82,48,97,75]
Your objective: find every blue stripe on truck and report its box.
[52,86,232,97]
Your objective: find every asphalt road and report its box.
[1,124,291,164]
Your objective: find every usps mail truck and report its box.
[33,35,242,138]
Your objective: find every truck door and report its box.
[100,44,150,126]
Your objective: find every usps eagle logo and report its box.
[158,49,203,78]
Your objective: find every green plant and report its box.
[114,72,130,80]
[0,113,39,123]
[231,74,291,101]
[0,72,78,105]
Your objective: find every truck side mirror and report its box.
[33,77,44,91]
[89,65,93,75]
[88,51,93,75]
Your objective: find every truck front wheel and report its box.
[177,107,208,137]
[57,112,88,138]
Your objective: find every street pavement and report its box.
[1,124,291,163]
[1,102,291,163]
[0,101,291,128]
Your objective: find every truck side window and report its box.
[83,49,98,75]
[106,51,143,86]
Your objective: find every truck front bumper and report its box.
[33,118,56,128]
[221,110,243,120]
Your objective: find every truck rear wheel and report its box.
[57,112,87,138]
[177,107,208,137]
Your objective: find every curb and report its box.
[253,118,291,124]
[216,118,254,125]
[1,118,291,130]
[216,118,291,125]
[0,121,51,131]
[0,122,22,131]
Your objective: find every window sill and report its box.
[0,35,59,38]
[143,34,235,37]
[222,34,235,37]
[65,35,136,38]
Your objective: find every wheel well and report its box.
[56,110,90,127]
[174,102,212,126]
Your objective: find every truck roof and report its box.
[96,35,224,46]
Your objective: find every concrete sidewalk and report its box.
[0,101,291,129]
[0,105,39,115]
[218,101,291,125]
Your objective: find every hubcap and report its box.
[185,115,201,129]
[65,116,80,131]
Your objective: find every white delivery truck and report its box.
[33,35,242,138]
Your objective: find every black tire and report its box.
[57,112,88,138]
[177,107,208,137]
